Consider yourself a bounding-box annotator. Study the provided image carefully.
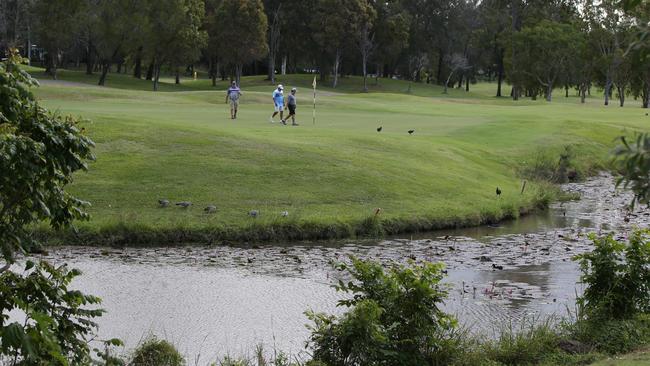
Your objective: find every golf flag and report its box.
[312,76,317,125]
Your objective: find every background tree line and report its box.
[0,0,649,105]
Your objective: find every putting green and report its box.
[29,68,649,244]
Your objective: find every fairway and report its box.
[32,70,649,244]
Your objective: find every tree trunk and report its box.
[465,76,469,92]
[510,0,519,101]
[153,63,161,91]
[362,52,368,92]
[643,82,649,108]
[618,85,625,107]
[457,74,463,88]
[496,58,503,97]
[546,83,553,102]
[175,69,180,84]
[580,84,586,104]
[98,62,110,86]
[86,41,94,75]
[235,64,243,85]
[604,74,612,106]
[133,46,143,78]
[146,62,154,81]
[436,50,444,84]
[268,53,275,83]
[332,49,341,88]
[281,55,287,75]
[565,84,569,98]
[444,70,455,94]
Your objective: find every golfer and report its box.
[225,81,242,119]
[286,87,298,126]
[270,84,286,124]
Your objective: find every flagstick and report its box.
[312,78,316,125]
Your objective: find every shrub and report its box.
[570,314,650,355]
[574,230,650,321]
[519,146,578,183]
[130,337,185,366]
[306,257,456,366]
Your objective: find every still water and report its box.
[30,174,649,363]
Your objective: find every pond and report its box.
[30,174,649,363]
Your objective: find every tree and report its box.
[312,0,368,88]
[0,50,119,365]
[90,0,147,86]
[144,0,207,91]
[355,1,377,92]
[264,0,282,83]
[33,0,84,79]
[443,53,470,94]
[511,20,580,102]
[214,0,268,84]
[372,0,410,81]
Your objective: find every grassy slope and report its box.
[30,67,649,244]
[590,349,650,366]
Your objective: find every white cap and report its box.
[278,84,283,90]
[291,87,297,92]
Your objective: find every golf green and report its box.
[29,68,649,244]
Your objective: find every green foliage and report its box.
[480,320,564,366]
[130,337,185,366]
[519,146,579,184]
[144,0,207,90]
[306,258,456,366]
[213,0,268,82]
[574,230,650,321]
[615,133,650,208]
[571,314,650,355]
[0,51,117,366]
[0,260,111,365]
[0,50,94,265]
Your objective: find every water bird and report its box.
[408,129,415,135]
[204,205,217,214]
[158,199,170,208]
[249,210,259,218]
[492,263,504,270]
[496,187,502,197]
[175,201,192,208]
[377,126,382,132]
[281,210,289,217]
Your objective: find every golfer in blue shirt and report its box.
[270,84,286,125]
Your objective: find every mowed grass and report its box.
[30,67,650,244]
[590,349,650,366]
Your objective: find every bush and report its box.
[306,257,456,366]
[574,230,650,321]
[0,260,113,365]
[570,314,650,355]
[130,337,185,366]
[519,146,579,183]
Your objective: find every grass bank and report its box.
[30,67,649,246]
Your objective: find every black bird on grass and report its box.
[408,129,415,135]
[175,201,192,208]
[377,126,382,132]
[496,187,502,197]
[158,199,170,208]
[249,210,259,218]
[204,205,217,214]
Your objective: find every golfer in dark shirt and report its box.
[286,88,298,126]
